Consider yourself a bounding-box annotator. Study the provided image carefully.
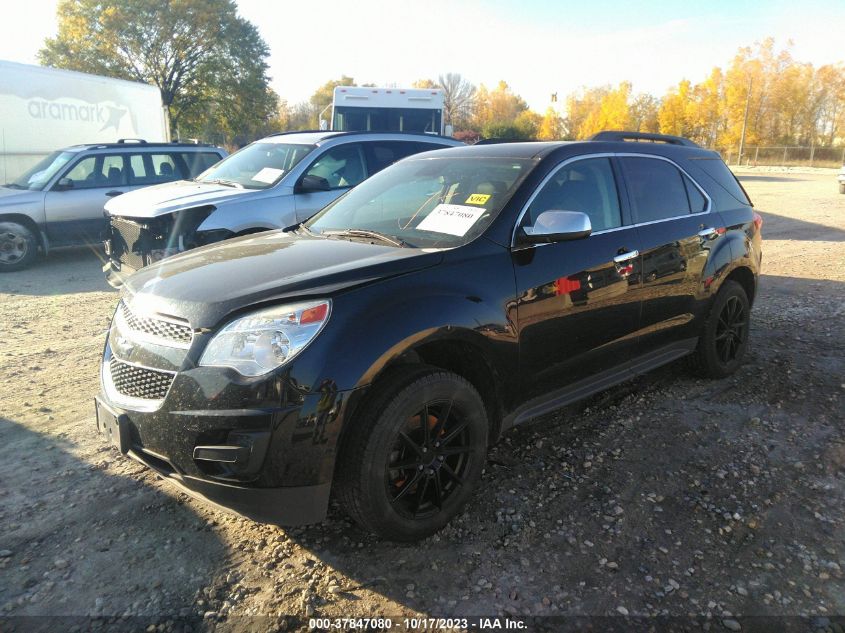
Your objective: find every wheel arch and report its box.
[0,213,48,254]
[723,265,756,305]
[339,328,507,451]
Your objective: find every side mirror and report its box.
[520,210,592,244]
[53,177,74,191]
[297,174,330,193]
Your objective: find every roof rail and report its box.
[474,138,527,145]
[590,131,700,148]
[265,130,328,137]
[265,129,457,141]
[116,138,147,144]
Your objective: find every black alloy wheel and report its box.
[336,367,488,541]
[386,398,473,520]
[689,280,751,378]
[714,294,748,364]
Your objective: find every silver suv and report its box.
[0,140,226,271]
[103,131,463,287]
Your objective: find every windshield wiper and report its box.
[2,183,24,189]
[322,229,410,248]
[203,178,244,189]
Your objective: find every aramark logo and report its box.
[27,99,128,132]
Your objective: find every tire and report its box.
[335,366,488,541]
[839,183,845,195]
[0,221,38,272]
[689,280,750,379]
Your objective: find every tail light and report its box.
[753,212,763,232]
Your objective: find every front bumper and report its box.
[95,368,359,525]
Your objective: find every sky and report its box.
[1,0,844,111]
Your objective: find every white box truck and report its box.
[0,60,169,182]
[324,86,450,136]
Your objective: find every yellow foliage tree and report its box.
[537,107,565,140]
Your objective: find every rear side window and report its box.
[620,157,690,222]
[181,152,221,178]
[690,158,752,206]
[128,153,182,185]
[365,141,446,174]
[683,175,708,212]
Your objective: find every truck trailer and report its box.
[0,60,169,183]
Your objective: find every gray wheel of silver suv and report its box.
[0,221,38,272]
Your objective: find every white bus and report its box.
[325,86,448,136]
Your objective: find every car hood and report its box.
[123,230,443,328]
[0,186,43,207]
[104,180,266,218]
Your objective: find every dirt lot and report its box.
[1,171,843,632]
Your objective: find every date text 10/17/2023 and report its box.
[308,617,528,630]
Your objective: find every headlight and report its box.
[199,299,331,376]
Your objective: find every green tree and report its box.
[307,76,357,129]
[39,0,276,144]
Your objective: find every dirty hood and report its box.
[104,179,263,218]
[123,230,442,328]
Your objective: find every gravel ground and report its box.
[0,172,843,632]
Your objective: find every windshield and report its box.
[5,151,76,191]
[197,142,314,189]
[305,156,532,248]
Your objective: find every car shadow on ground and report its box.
[757,210,845,242]
[0,417,229,624]
[0,245,114,297]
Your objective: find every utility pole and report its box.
[737,77,752,166]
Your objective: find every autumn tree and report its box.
[629,94,660,133]
[40,0,276,143]
[566,83,632,138]
[438,73,476,129]
[537,107,565,140]
[473,81,530,137]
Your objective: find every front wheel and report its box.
[336,367,488,541]
[0,222,38,272]
[689,280,750,378]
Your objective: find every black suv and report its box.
[95,131,762,540]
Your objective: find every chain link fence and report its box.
[718,146,845,168]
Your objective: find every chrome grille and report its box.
[108,358,174,400]
[119,301,193,346]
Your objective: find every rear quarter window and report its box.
[688,158,752,206]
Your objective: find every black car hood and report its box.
[123,230,443,328]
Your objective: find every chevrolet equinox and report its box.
[95,131,763,541]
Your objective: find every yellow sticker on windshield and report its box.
[465,193,491,205]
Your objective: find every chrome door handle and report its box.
[698,227,718,239]
[613,250,639,264]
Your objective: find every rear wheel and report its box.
[0,221,38,272]
[336,367,488,541]
[689,280,750,378]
